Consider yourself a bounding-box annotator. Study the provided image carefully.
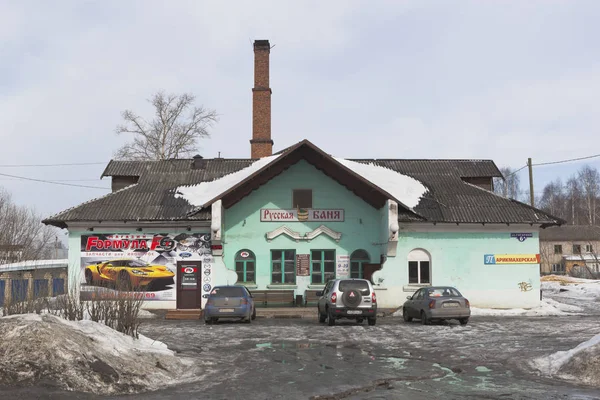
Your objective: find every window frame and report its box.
[310,249,336,284]
[573,244,582,254]
[235,249,256,283]
[585,244,593,253]
[554,244,562,254]
[407,249,432,285]
[551,263,565,273]
[270,249,296,285]
[292,189,313,209]
[350,249,370,279]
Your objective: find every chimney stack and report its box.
[250,39,273,158]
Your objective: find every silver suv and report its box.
[317,279,377,326]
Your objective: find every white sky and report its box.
[1,0,599,220]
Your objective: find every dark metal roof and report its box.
[540,225,600,241]
[44,141,562,228]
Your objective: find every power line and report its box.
[0,161,106,167]
[503,165,528,178]
[532,153,600,167]
[0,172,110,189]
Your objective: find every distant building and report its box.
[539,225,600,276]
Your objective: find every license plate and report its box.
[443,303,459,308]
[347,310,362,315]
[220,308,235,312]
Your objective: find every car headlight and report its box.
[131,269,148,275]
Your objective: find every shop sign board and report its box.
[260,209,344,222]
[336,255,350,278]
[484,254,540,265]
[296,254,310,276]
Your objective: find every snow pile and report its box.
[175,155,280,207]
[532,333,600,387]
[334,158,427,210]
[0,314,196,394]
[541,276,600,300]
[470,298,582,316]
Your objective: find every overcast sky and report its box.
[1,0,599,222]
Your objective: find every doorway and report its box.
[176,261,202,309]
[363,264,381,283]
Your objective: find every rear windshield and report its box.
[338,280,371,295]
[210,287,246,297]
[427,288,461,298]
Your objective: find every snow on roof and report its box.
[564,254,600,261]
[334,158,427,210]
[0,258,68,272]
[175,154,281,207]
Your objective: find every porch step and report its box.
[165,309,203,320]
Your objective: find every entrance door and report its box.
[363,264,381,283]
[176,261,202,309]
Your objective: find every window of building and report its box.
[408,249,431,284]
[271,250,296,284]
[235,250,256,283]
[0,280,5,307]
[586,244,594,253]
[573,244,582,254]
[293,189,312,209]
[33,279,49,298]
[554,245,562,254]
[350,250,370,279]
[311,250,335,284]
[11,279,28,303]
[52,278,65,296]
[552,263,565,273]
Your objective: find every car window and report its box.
[428,288,461,297]
[413,289,423,300]
[338,280,370,295]
[209,287,246,297]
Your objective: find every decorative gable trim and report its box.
[266,224,342,243]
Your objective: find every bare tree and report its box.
[566,177,583,225]
[0,188,57,263]
[115,91,218,161]
[578,165,600,226]
[494,167,521,200]
[539,179,566,220]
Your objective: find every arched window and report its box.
[235,250,256,283]
[408,249,431,284]
[350,250,370,279]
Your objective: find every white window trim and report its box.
[407,248,432,285]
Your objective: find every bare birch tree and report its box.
[539,179,565,219]
[0,188,56,263]
[115,91,218,161]
[494,167,521,200]
[578,165,600,226]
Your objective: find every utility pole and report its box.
[528,158,534,207]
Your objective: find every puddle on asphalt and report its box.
[382,357,408,370]
[476,366,492,373]
[432,363,464,385]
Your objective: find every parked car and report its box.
[402,286,470,325]
[84,258,174,291]
[204,285,256,324]
[317,278,377,326]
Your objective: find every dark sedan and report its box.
[403,286,470,325]
[204,285,256,324]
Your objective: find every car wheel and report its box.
[403,308,413,322]
[420,311,430,325]
[117,271,132,291]
[327,310,336,326]
[318,309,327,323]
[367,317,376,326]
[85,270,94,286]
[251,307,256,320]
[459,317,469,326]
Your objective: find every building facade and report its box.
[539,225,600,277]
[43,40,562,311]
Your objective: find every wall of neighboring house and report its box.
[0,267,68,306]
[540,240,600,275]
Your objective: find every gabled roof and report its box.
[43,140,564,228]
[540,225,600,242]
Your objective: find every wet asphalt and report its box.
[2,309,600,400]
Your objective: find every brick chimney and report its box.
[250,39,273,158]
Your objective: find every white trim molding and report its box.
[266,224,342,243]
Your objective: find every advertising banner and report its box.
[336,255,350,278]
[260,209,344,222]
[484,254,540,265]
[80,233,210,301]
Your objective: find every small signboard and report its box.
[484,254,540,265]
[260,209,344,222]
[336,255,350,278]
[296,254,310,276]
[510,233,533,242]
[181,266,198,290]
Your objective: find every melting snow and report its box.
[334,158,427,209]
[470,298,582,316]
[175,154,280,207]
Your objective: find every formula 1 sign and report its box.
[484,254,540,265]
[260,209,344,222]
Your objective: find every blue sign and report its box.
[484,254,496,265]
[511,233,533,242]
[203,284,212,292]
[179,252,192,258]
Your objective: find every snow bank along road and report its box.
[3,313,600,400]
